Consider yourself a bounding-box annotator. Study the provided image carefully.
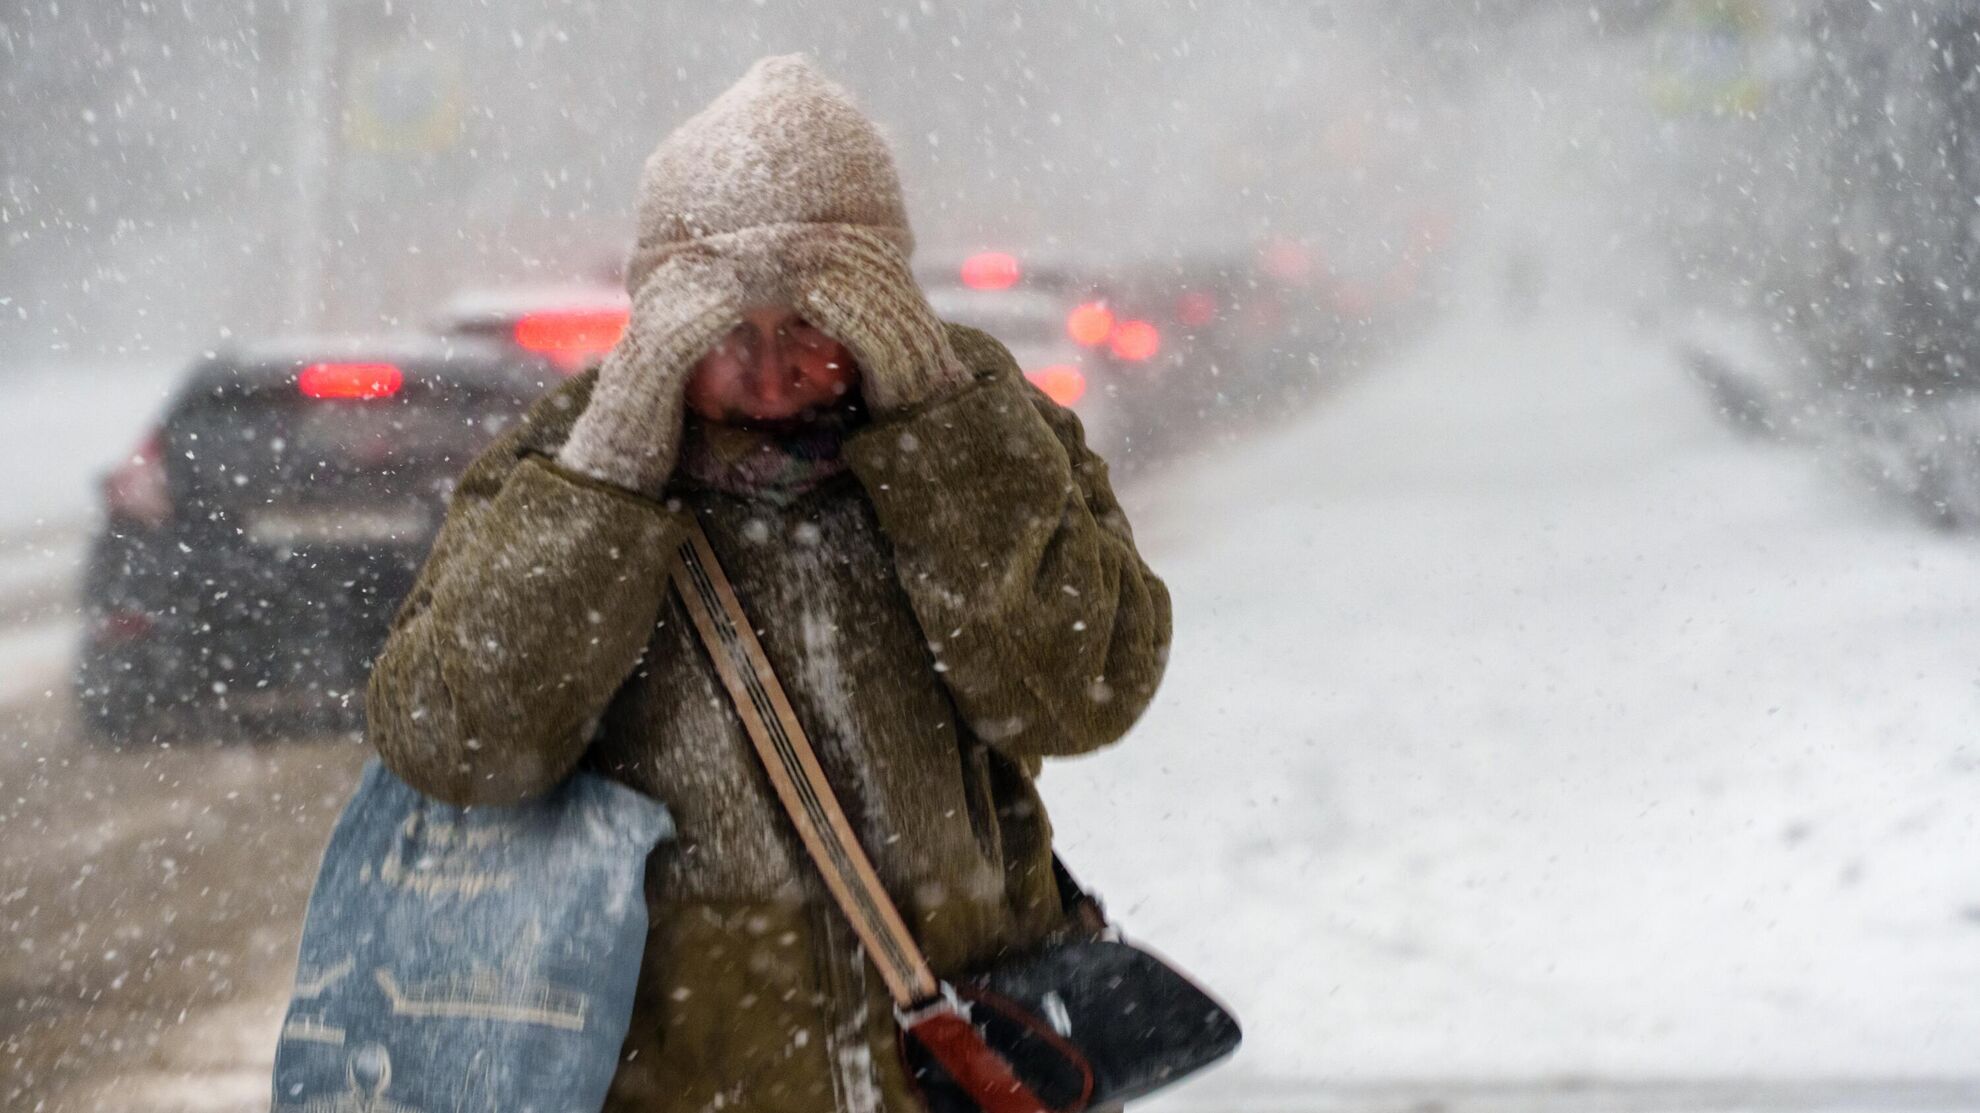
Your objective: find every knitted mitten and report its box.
[557,252,744,497]
[786,226,969,416]
[644,223,807,311]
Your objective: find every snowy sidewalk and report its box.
[1050,309,1980,1097]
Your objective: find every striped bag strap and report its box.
[669,517,938,1008]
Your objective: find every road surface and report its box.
[7,308,1980,1110]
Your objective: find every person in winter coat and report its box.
[367,54,1172,1113]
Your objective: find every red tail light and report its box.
[298,362,404,400]
[103,429,171,529]
[1066,301,1115,347]
[1109,320,1162,362]
[1261,240,1314,283]
[960,252,1021,291]
[513,308,630,371]
[92,608,156,644]
[1026,364,1087,407]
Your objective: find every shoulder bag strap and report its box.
[674,518,1075,1113]
[668,517,938,1008]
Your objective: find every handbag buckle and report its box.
[894,980,970,1028]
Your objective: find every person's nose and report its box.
[745,328,796,400]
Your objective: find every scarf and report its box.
[676,402,863,504]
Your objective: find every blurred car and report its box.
[919,248,1336,465]
[432,284,631,375]
[915,251,1121,454]
[436,261,1129,450]
[1066,252,1252,460]
[1072,227,1445,462]
[73,336,557,742]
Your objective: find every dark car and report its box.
[74,336,557,742]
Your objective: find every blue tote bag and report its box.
[271,759,673,1113]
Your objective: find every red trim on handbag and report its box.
[904,1009,1052,1113]
[951,986,1097,1112]
[674,521,1241,1111]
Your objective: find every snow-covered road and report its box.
[1053,308,1980,1100]
[7,308,1980,1111]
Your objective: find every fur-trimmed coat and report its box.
[366,324,1171,1113]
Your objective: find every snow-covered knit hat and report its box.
[625,54,917,297]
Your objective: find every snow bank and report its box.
[1049,307,1980,1088]
[0,621,71,705]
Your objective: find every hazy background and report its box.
[4,1,1468,358]
[8,2,1980,1111]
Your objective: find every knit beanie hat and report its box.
[561,55,968,499]
[625,54,917,297]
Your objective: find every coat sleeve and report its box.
[843,325,1173,760]
[366,373,690,806]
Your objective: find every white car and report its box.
[431,284,631,376]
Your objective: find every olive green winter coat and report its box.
[366,323,1172,1113]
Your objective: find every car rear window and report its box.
[162,362,536,529]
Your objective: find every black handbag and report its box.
[671,520,1241,1113]
[904,859,1241,1113]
